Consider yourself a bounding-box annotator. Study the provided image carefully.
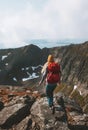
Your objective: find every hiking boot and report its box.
[52,106,55,114]
[55,105,63,111]
[49,105,55,114]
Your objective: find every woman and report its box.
[39,55,61,109]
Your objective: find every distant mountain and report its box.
[0,44,50,85]
[26,39,87,48]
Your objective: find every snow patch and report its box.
[79,90,82,95]
[26,67,29,70]
[27,72,30,75]
[74,85,77,90]
[22,72,39,81]
[5,63,8,65]
[13,77,17,81]
[22,68,25,70]
[8,52,11,55]
[2,55,8,60]
[32,65,42,71]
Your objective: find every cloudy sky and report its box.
[0,0,88,48]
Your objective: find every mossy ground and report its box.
[54,83,88,113]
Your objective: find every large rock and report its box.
[0,95,35,130]
[31,97,69,130]
[30,95,88,130]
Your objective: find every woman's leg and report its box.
[46,84,57,107]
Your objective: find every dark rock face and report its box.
[0,44,49,85]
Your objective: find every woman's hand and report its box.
[39,81,42,86]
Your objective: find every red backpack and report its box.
[47,62,60,84]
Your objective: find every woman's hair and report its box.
[41,55,54,73]
[47,55,54,62]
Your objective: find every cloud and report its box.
[0,0,88,48]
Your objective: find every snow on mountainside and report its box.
[0,44,48,85]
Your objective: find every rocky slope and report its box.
[0,86,88,130]
[49,42,88,114]
[49,42,88,88]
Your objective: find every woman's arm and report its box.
[39,68,48,85]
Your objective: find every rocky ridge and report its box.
[0,86,88,130]
[49,42,88,88]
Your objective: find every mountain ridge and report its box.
[0,41,88,87]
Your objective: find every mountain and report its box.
[49,41,88,114]
[49,41,88,89]
[26,39,87,48]
[0,44,49,85]
[0,42,88,87]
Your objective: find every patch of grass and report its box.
[83,94,88,113]
[54,83,67,93]
[84,94,88,103]
[83,104,88,113]
[54,83,73,97]
[61,85,73,96]
[70,90,85,107]
[54,83,88,113]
